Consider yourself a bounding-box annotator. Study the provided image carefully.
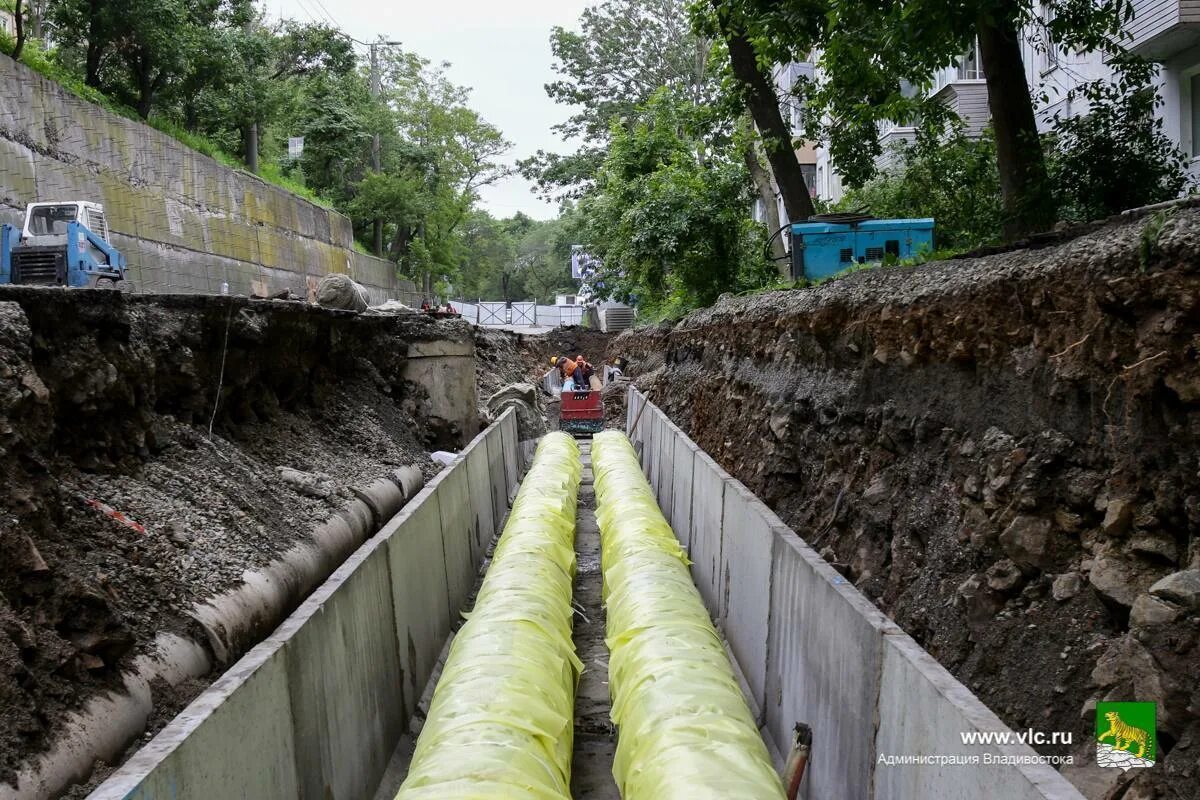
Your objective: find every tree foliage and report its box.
[839,126,1004,251]
[580,89,771,310]
[718,0,1137,239]
[1047,59,1192,222]
[521,0,724,197]
[16,4,522,293]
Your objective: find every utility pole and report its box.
[368,39,401,257]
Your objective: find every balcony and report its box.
[1129,0,1200,61]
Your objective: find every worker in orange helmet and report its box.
[550,354,593,392]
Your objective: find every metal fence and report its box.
[450,300,588,328]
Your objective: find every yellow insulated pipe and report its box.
[395,432,583,800]
[591,430,785,800]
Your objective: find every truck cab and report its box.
[1,201,125,287]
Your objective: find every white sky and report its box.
[269,0,593,220]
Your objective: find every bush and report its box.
[1047,61,1193,222]
[836,125,1004,251]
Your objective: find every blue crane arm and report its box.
[66,221,125,286]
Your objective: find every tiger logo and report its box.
[1098,710,1152,760]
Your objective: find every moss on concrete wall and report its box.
[0,55,413,301]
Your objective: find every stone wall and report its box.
[0,56,414,303]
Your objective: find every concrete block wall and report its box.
[88,410,522,800]
[625,389,1086,800]
[0,55,413,302]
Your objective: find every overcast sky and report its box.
[269,0,592,220]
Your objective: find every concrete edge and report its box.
[86,413,517,800]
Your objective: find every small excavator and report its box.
[1,202,126,287]
[554,356,606,437]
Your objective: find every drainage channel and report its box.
[569,440,619,799]
[374,438,619,800]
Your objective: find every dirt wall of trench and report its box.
[0,290,470,793]
[616,207,1200,799]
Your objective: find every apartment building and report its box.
[1128,0,1200,181]
[811,4,1200,203]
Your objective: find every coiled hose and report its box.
[592,430,785,799]
[395,432,583,799]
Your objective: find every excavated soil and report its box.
[474,326,615,407]
[617,205,1200,799]
[0,291,467,793]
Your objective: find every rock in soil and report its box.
[613,205,1200,799]
[0,290,453,792]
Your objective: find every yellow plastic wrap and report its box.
[591,430,786,800]
[395,432,583,800]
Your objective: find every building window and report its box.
[958,39,983,81]
[1191,73,1200,158]
[800,164,817,197]
[1039,2,1060,73]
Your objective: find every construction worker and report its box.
[551,355,593,392]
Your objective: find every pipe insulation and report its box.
[591,431,785,799]
[395,433,582,799]
[1,465,424,800]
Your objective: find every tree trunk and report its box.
[977,7,1056,239]
[715,3,815,223]
[744,139,787,267]
[12,0,25,61]
[85,0,104,88]
[243,123,259,173]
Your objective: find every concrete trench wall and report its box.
[0,56,415,303]
[86,410,522,800]
[626,389,1086,800]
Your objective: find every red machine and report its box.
[559,388,604,436]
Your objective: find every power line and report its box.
[310,0,343,30]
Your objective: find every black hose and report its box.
[765,222,793,262]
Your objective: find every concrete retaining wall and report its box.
[88,410,522,800]
[626,389,1085,800]
[0,56,415,303]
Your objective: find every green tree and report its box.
[839,125,1003,250]
[581,88,770,311]
[700,1,817,223]
[522,0,724,197]
[1047,59,1191,222]
[377,50,511,291]
[745,0,1136,239]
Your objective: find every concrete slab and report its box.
[485,424,509,529]
[89,646,298,800]
[669,436,696,552]
[499,410,521,497]
[764,528,899,800]
[435,462,478,616]
[384,488,450,719]
[874,634,1085,800]
[688,450,727,615]
[643,403,656,481]
[656,414,675,524]
[464,441,496,565]
[285,541,404,800]
[718,482,774,711]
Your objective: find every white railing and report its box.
[450,300,589,328]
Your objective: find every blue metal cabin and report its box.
[789,218,935,281]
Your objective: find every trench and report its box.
[568,440,619,799]
[82,405,1091,800]
[371,438,620,799]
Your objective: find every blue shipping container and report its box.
[789,218,935,281]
